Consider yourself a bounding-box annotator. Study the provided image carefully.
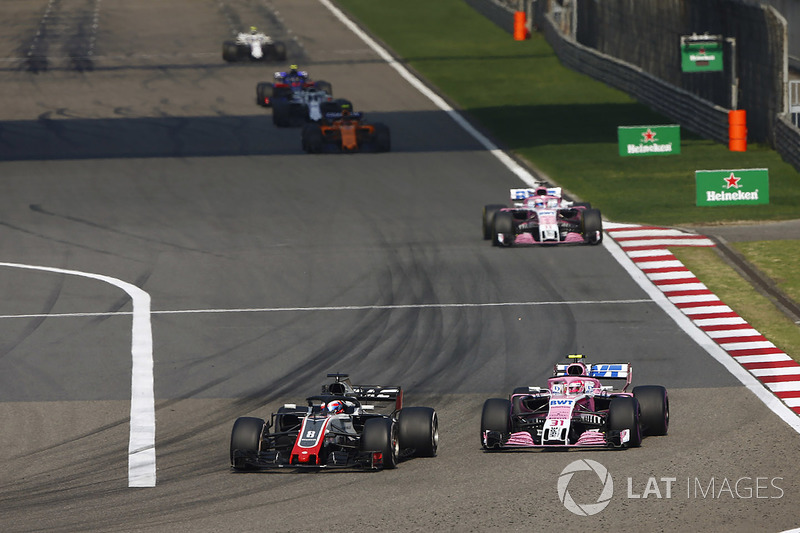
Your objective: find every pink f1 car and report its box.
[482,187,603,246]
[481,355,669,450]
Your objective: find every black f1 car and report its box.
[230,374,438,471]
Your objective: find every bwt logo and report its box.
[557,459,613,516]
[550,399,574,406]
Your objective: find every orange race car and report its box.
[301,109,390,153]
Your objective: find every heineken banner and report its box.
[695,169,769,206]
[618,125,680,156]
[681,39,724,73]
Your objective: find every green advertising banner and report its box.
[681,40,723,73]
[695,169,769,206]
[618,125,680,156]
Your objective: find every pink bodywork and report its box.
[500,375,629,448]
[505,193,588,245]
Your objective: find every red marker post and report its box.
[514,11,527,41]
[728,109,747,152]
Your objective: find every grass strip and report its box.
[336,0,800,361]
[337,0,800,226]
[672,247,800,360]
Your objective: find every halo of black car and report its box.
[230,374,438,471]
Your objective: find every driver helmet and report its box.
[250,26,258,35]
[326,399,345,415]
[289,64,299,75]
[533,198,545,208]
[567,381,585,395]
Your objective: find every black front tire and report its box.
[581,208,603,244]
[373,123,391,152]
[480,398,511,449]
[492,211,515,247]
[398,407,438,457]
[361,417,398,469]
[222,40,239,62]
[230,417,265,469]
[483,204,506,240]
[634,385,669,436]
[607,397,642,447]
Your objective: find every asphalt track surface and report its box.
[0,1,799,531]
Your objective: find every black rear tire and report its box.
[302,124,324,153]
[398,407,438,457]
[634,385,669,436]
[492,211,515,247]
[272,101,291,127]
[483,204,506,240]
[607,397,642,447]
[230,417,265,469]
[481,398,511,449]
[256,82,274,107]
[581,208,603,244]
[373,123,391,152]
[315,80,333,96]
[361,417,398,469]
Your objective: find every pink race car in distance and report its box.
[482,187,603,246]
[481,355,669,450]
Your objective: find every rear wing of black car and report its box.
[322,373,403,411]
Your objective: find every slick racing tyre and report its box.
[398,407,438,457]
[361,417,398,469]
[581,208,603,244]
[256,82,274,107]
[492,211,515,247]
[373,123,391,152]
[483,204,506,240]
[480,398,511,449]
[302,124,324,153]
[314,80,333,96]
[230,417,265,469]
[222,40,239,62]
[633,385,669,436]
[607,397,642,447]
[272,101,292,127]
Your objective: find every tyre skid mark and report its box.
[24,0,101,72]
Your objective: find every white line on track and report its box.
[315,0,800,435]
[0,298,654,320]
[0,262,155,487]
